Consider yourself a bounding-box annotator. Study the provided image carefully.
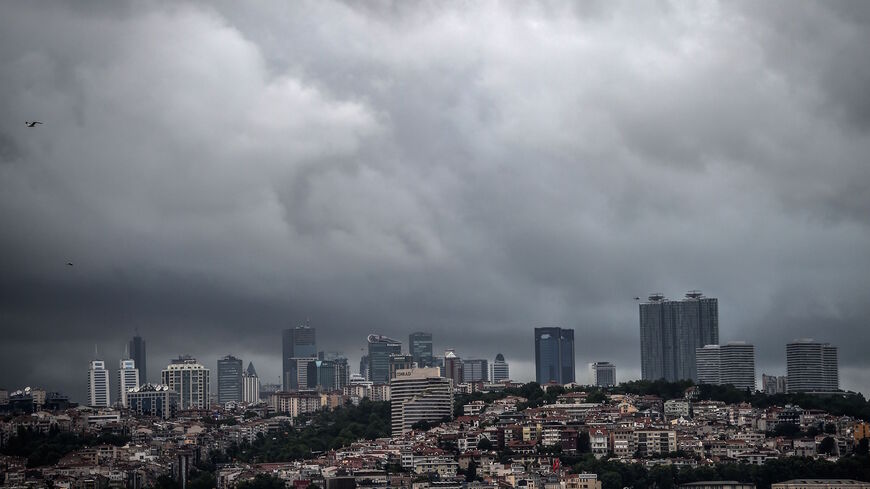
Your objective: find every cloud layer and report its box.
[1,1,869,400]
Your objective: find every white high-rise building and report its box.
[589,362,617,387]
[491,353,510,382]
[787,339,839,393]
[696,345,721,385]
[720,342,756,390]
[390,367,453,435]
[117,359,140,407]
[695,342,756,391]
[161,355,210,409]
[88,360,110,407]
[243,361,260,404]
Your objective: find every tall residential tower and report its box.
[639,291,719,382]
[786,339,838,393]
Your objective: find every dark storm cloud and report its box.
[1,1,869,401]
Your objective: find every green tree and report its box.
[818,436,836,455]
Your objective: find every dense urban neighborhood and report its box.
[2,380,870,489]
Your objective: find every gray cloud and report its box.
[0,1,869,401]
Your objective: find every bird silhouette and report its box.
[66,262,74,267]
[634,297,640,300]
[25,121,43,127]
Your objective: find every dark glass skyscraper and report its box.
[282,325,316,390]
[639,291,719,382]
[217,355,243,404]
[409,332,434,367]
[367,334,402,384]
[534,327,575,385]
[128,335,147,383]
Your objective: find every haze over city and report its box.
[2,1,870,403]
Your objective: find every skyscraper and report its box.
[390,367,453,435]
[282,325,316,390]
[217,355,243,404]
[162,355,210,409]
[695,342,756,391]
[444,350,463,385]
[129,335,147,383]
[491,353,510,382]
[409,332,434,368]
[639,291,719,382]
[786,339,839,393]
[88,359,110,407]
[307,360,338,390]
[243,362,260,404]
[359,355,370,380]
[696,345,722,385]
[462,359,489,383]
[589,362,617,387]
[333,357,350,390]
[720,342,756,391]
[534,327,575,385]
[367,335,402,384]
[117,358,140,407]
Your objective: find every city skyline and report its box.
[0,321,861,404]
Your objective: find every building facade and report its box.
[491,353,510,382]
[720,342,756,390]
[389,354,415,380]
[463,359,489,383]
[786,339,839,393]
[534,327,575,385]
[127,384,179,419]
[243,361,260,403]
[762,374,788,395]
[161,356,210,409]
[695,343,756,391]
[589,362,617,387]
[128,335,147,383]
[282,325,317,390]
[88,360,110,407]
[217,355,243,404]
[117,358,140,408]
[444,350,463,385]
[367,335,402,384]
[409,332,434,368]
[640,291,719,382]
[696,345,722,385]
[390,367,454,435]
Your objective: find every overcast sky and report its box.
[1,1,869,402]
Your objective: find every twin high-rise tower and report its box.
[534,327,575,385]
[639,291,719,382]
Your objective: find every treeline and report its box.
[569,452,870,489]
[454,379,870,422]
[221,399,390,463]
[615,380,870,422]
[0,426,130,467]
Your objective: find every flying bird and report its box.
[66,262,74,267]
[25,121,43,127]
[634,297,640,300]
